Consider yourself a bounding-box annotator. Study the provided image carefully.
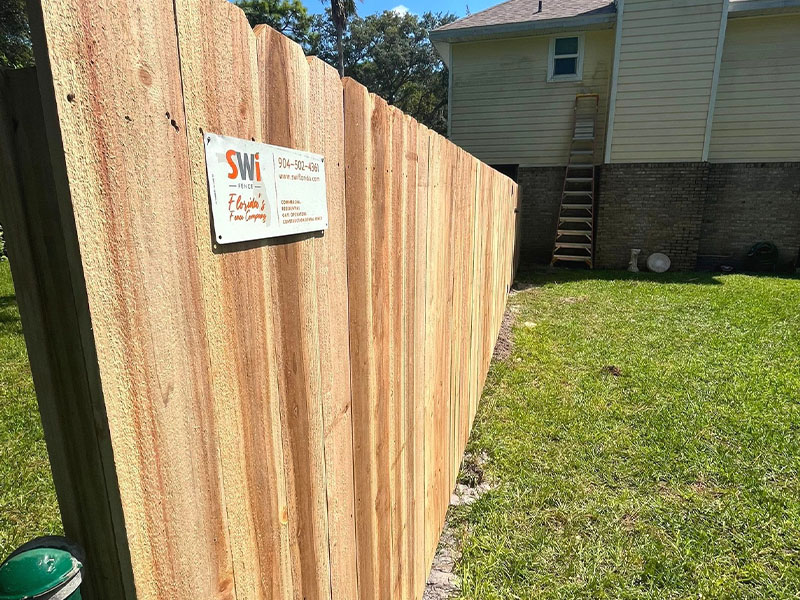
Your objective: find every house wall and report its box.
[590,162,800,271]
[595,163,708,270]
[698,163,800,269]
[708,15,800,162]
[517,167,565,264]
[609,0,725,162]
[449,29,614,166]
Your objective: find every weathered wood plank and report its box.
[412,124,430,599]
[173,2,292,598]
[343,78,381,600]
[0,68,134,600]
[369,94,394,600]
[388,106,406,600]
[26,0,241,596]
[254,25,333,600]
[305,53,359,600]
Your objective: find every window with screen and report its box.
[549,35,583,81]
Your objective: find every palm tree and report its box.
[330,0,355,77]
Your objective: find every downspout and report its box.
[703,0,729,162]
[604,0,624,163]
[447,43,454,138]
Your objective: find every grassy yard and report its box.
[454,269,800,599]
[0,261,62,559]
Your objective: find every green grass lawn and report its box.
[0,261,62,560]
[454,269,800,599]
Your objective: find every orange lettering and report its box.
[226,149,238,179]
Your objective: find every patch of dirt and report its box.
[458,450,489,487]
[424,451,494,599]
[509,281,539,295]
[690,478,724,498]
[452,450,494,507]
[423,525,461,600]
[451,481,493,507]
[656,480,679,501]
[656,480,685,504]
[621,513,638,531]
[492,308,516,361]
[602,365,623,377]
[560,295,588,304]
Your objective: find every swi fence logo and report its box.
[225,149,262,182]
[204,132,328,245]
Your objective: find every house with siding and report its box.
[431,0,800,271]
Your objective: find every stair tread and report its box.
[552,255,593,263]
[566,177,594,182]
[559,216,593,223]
[555,242,592,249]
[570,149,593,155]
[557,230,592,236]
[563,190,594,196]
[561,205,593,210]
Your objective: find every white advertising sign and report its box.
[203,133,328,244]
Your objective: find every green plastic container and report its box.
[0,547,82,600]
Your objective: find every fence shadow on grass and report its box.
[0,294,25,336]
[515,266,800,289]
[514,266,726,287]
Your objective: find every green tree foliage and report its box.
[1,0,33,69]
[237,0,316,49]
[311,10,456,133]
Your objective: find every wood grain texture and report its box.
[388,106,405,600]
[343,78,382,600]
[27,0,238,596]
[411,125,430,599]
[13,2,518,597]
[255,26,332,600]
[0,69,133,600]
[304,52,359,600]
[174,3,293,599]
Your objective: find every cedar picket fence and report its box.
[0,1,519,599]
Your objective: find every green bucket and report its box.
[0,538,83,600]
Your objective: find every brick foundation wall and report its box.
[517,167,564,265]
[699,163,800,271]
[517,162,800,272]
[595,163,708,271]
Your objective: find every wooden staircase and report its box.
[551,94,599,268]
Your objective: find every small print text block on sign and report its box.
[204,133,328,244]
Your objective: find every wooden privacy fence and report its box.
[0,0,518,599]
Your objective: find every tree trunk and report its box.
[335,22,344,77]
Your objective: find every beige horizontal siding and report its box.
[708,15,800,162]
[449,30,614,166]
[609,0,724,163]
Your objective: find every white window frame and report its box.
[548,34,585,82]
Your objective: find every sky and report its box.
[305,0,498,21]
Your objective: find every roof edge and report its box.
[430,11,616,43]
